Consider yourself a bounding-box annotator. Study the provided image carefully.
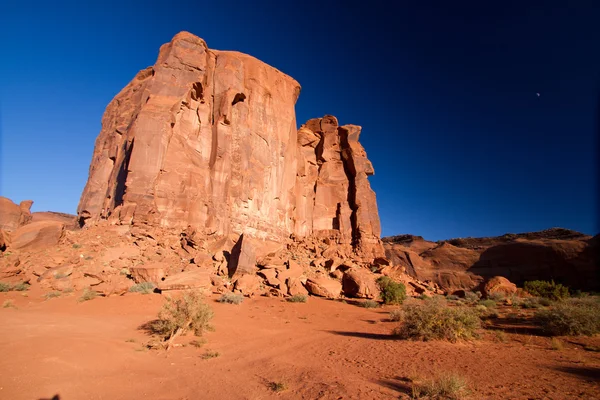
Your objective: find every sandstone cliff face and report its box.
[78,32,383,259]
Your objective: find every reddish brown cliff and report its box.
[78,32,383,259]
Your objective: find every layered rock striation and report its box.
[78,32,383,259]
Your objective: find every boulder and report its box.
[342,268,379,299]
[130,263,166,284]
[482,276,517,298]
[287,277,309,297]
[0,197,32,232]
[228,234,257,278]
[10,221,65,251]
[158,269,212,291]
[95,275,134,296]
[305,277,342,298]
[234,274,262,296]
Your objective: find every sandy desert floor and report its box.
[1,288,599,400]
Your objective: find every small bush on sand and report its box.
[286,294,308,303]
[389,308,403,321]
[418,293,430,300]
[394,300,480,342]
[151,291,214,350]
[446,294,460,301]
[217,292,244,304]
[129,282,156,294]
[478,299,496,308]
[411,372,470,399]
[464,291,481,304]
[11,282,30,292]
[44,291,61,300]
[359,300,380,308]
[488,292,505,302]
[268,381,288,392]
[377,276,406,305]
[189,338,206,348]
[2,300,16,308]
[200,350,220,359]
[79,288,98,302]
[0,282,11,292]
[534,298,600,336]
[524,280,569,301]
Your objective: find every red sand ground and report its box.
[1,289,599,400]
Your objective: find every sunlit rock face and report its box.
[78,32,383,259]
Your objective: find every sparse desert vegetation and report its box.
[410,372,470,400]
[79,288,98,302]
[217,292,244,304]
[524,280,570,301]
[393,299,481,342]
[286,294,308,303]
[129,282,156,294]
[377,276,407,305]
[534,297,600,336]
[149,291,214,350]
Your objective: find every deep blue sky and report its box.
[1,1,598,240]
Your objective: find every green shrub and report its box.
[12,282,30,291]
[79,288,98,302]
[377,276,406,305]
[389,308,403,322]
[418,293,430,300]
[268,382,288,392]
[524,280,569,301]
[534,298,600,336]
[0,282,11,292]
[151,291,214,350]
[129,282,156,294]
[393,300,481,342]
[286,294,308,303]
[446,294,460,301]
[359,300,380,308]
[411,372,470,399]
[217,292,244,304]
[200,350,220,359]
[478,299,496,308]
[488,292,505,302]
[44,291,61,300]
[464,291,481,304]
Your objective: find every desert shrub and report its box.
[464,291,481,304]
[72,243,81,249]
[524,280,569,301]
[488,292,505,302]
[478,299,496,308]
[534,298,600,336]
[151,291,214,350]
[359,300,380,308]
[12,282,30,291]
[0,282,11,292]
[217,292,244,304]
[129,282,156,294]
[389,308,403,322]
[446,294,460,301]
[79,288,98,302]
[54,272,68,279]
[44,291,61,300]
[418,293,430,300]
[120,268,130,276]
[377,276,406,305]
[286,294,308,303]
[200,350,220,359]
[411,372,469,399]
[268,382,288,392]
[189,338,206,348]
[393,300,481,342]
[493,330,507,343]
[2,300,15,308]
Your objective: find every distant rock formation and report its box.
[383,228,600,291]
[77,32,383,259]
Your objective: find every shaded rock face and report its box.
[383,228,600,292]
[78,31,383,259]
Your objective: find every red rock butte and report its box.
[78,32,383,259]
